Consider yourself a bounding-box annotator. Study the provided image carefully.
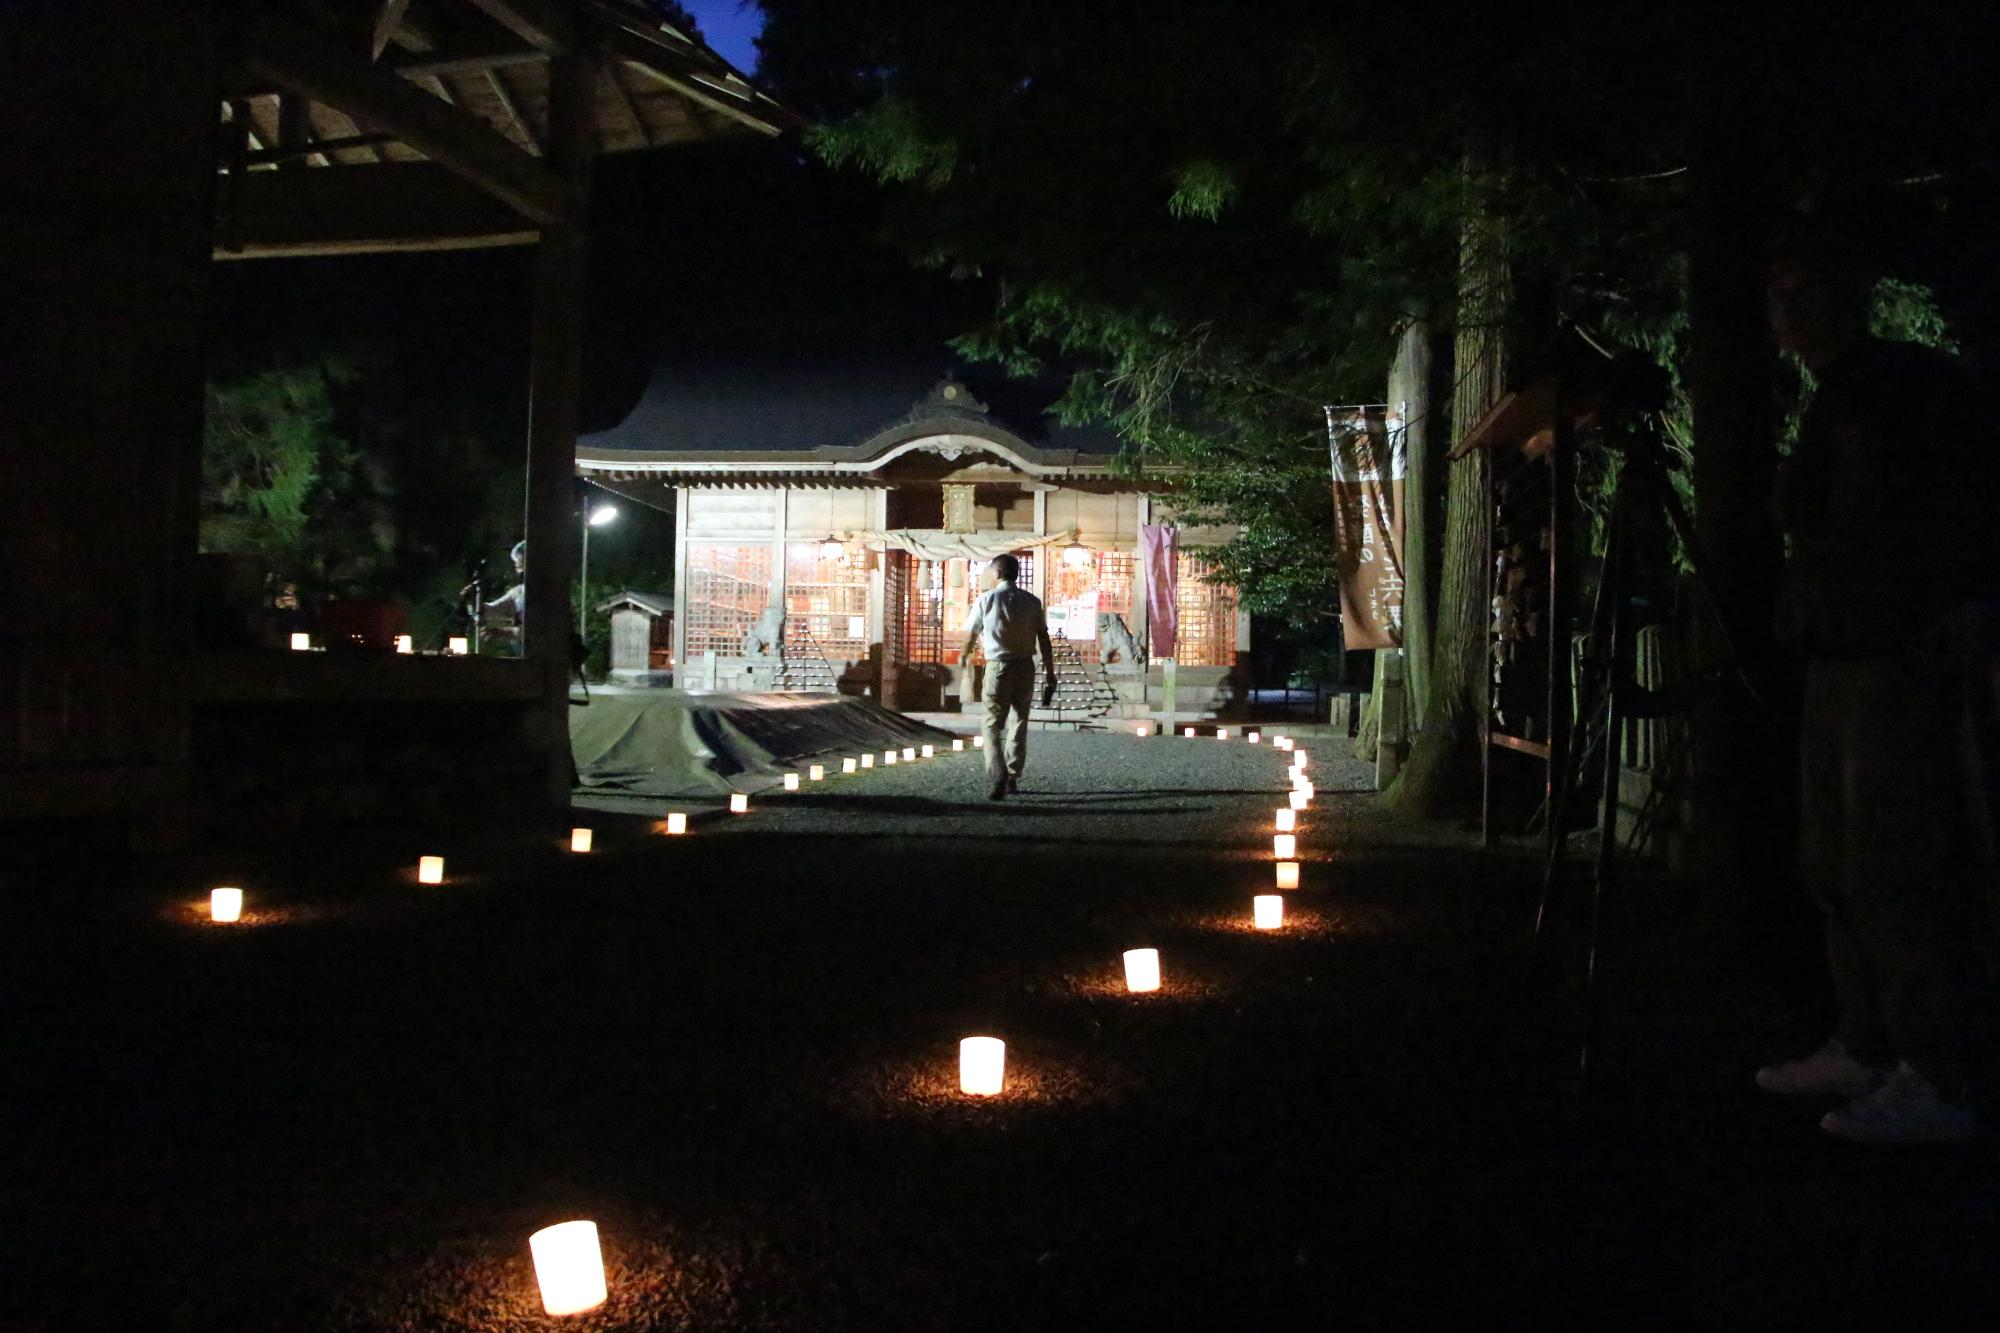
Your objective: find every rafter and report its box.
[215,160,537,259]
[483,65,541,155]
[370,0,415,59]
[606,63,652,149]
[463,0,575,53]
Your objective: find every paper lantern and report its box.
[1247,731,1261,744]
[973,736,985,749]
[529,1220,607,1317]
[1136,725,1151,738]
[901,746,916,762]
[1217,727,1232,740]
[447,636,468,655]
[1254,895,1285,929]
[921,744,935,759]
[1276,808,1296,832]
[1288,790,1309,811]
[952,739,965,752]
[843,758,858,774]
[289,632,310,651]
[783,773,800,791]
[395,635,413,654]
[1275,737,1293,751]
[960,1036,1006,1096]
[809,764,825,781]
[418,856,444,885]
[209,887,243,923]
[1275,861,1301,889]
[1183,726,1197,738]
[1122,948,1161,993]
[663,812,687,835]
[569,827,593,853]
[1294,749,1310,768]
[729,793,748,814]
[861,754,875,768]
[884,751,898,766]
[1273,833,1296,859]
[1296,781,1316,800]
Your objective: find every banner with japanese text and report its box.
[1325,405,1406,650]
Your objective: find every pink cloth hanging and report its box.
[1141,524,1179,660]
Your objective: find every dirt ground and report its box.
[4,731,1995,1329]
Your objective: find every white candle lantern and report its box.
[960,1036,1006,1096]
[729,793,748,814]
[1294,749,1310,768]
[289,632,310,651]
[1136,725,1151,738]
[1273,833,1296,859]
[884,751,898,766]
[663,812,687,835]
[209,887,243,922]
[1254,895,1285,929]
[1217,727,1232,740]
[861,754,875,768]
[809,764,825,781]
[1276,861,1301,889]
[569,827,593,853]
[1248,731,1261,744]
[1275,737,1293,751]
[973,736,985,749]
[1183,726,1196,738]
[1276,808,1297,832]
[395,634,413,654]
[921,744,935,759]
[447,636,468,655]
[1296,781,1316,800]
[1288,790,1309,811]
[952,739,965,752]
[843,757,858,774]
[901,746,916,762]
[1122,948,1162,993]
[529,1220,607,1317]
[783,773,800,791]
[418,856,444,885]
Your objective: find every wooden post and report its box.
[521,49,595,804]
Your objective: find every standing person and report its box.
[1755,232,1996,1144]
[961,553,1057,800]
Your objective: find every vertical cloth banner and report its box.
[1140,523,1179,660]
[1325,404,1407,649]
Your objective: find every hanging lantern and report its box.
[418,856,445,885]
[528,1220,608,1317]
[1275,861,1301,890]
[1122,948,1162,993]
[663,813,687,835]
[1061,540,1091,569]
[289,632,310,651]
[209,887,243,923]
[1254,895,1285,929]
[819,537,845,560]
[729,793,748,814]
[959,1036,1006,1096]
[783,773,800,791]
[809,765,826,782]
[1273,833,1296,859]
[843,758,859,774]
[1276,808,1297,832]
[569,828,593,853]
[447,636,469,655]
[395,635,414,654]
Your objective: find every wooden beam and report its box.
[464,0,576,53]
[241,12,565,224]
[604,27,786,137]
[370,0,415,59]
[214,160,537,259]
[484,66,541,154]
[242,131,394,166]
[606,63,652,148]
[389,47,546,80]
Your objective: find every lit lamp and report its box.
[570,828,593,853]
[819,536,845,560]
[901,746,915,762]
[1122,948,1162,993]
[289,632,310,651]
[783,773,800,791]
[1061,539,1091,569]
[1217,727,1232,740]
[395,635,413,654]
[1274,833,1296,859]
[729,793,748,814]
[1248,731,1261,744]
[1275,861,1301,890]
[884,750,898,766]
[1254,895,1285,929]
[1183,727,1196,738]
[844,758,859,774]
[529,1220,607,1317]
[209,887,243,923]
[960,1036,1006,1096]
[418,856,445,885]
[952,739,965,752]
[921,744,935,759]
[862,754,875,768]
[973,736,985,749]
[1136,725,1151,738]
[1276,808,1296,832]
[663,813,687,835]
[809,764,825,781]
[1288,790,1309,811]
[1274,737,1293,751]
[447,636,469,655]
[1295,780,1316,800]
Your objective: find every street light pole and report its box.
[580,501,618,642]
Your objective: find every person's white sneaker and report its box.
[1755,1038,1889,1098]
[1820,1064,1976,1145]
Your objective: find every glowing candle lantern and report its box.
[1122,948,1162,993]
[809,765,826,782]
[528,1220,607,1317]
[447,636,469,655]
[1274,833,1296,859]
[569,827,593,853]
[1217,727,1232,740]
[1288,790,1309,811]
[861,754,875,768]
[843,758,859,774]
[960,1036,1006,1096]
[729,793,748,814]
[1275,737,1293,751]
[209,887,243,923]
[783,773,800,791]
[1184,726,1197,738]
[418,856,444,885]
[1296,781,1316,801]
[289,632,310,651]
[1254,895,1285,929]
[1294,749,1310,768]
[902,746,916,762]
[973,736,985,749]
[395,634,413,654]
[1276,808,1297,832]
[1275,861,1301,890]
[1136,725,1151,738]
[921,744,935,759]
[663,813,687,835]
[1248,731,1261,744]
[952,739,965,752]
[884,751,898,766]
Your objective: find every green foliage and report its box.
[1167,160,1239,221]
[809,98,959,189]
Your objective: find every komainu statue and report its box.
[1097,612,1144,673]
[741,605,785,660]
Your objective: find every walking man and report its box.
[961,553,1057,800]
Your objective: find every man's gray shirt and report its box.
[964,581,1047,662]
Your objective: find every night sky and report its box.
[681,0,766,73]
